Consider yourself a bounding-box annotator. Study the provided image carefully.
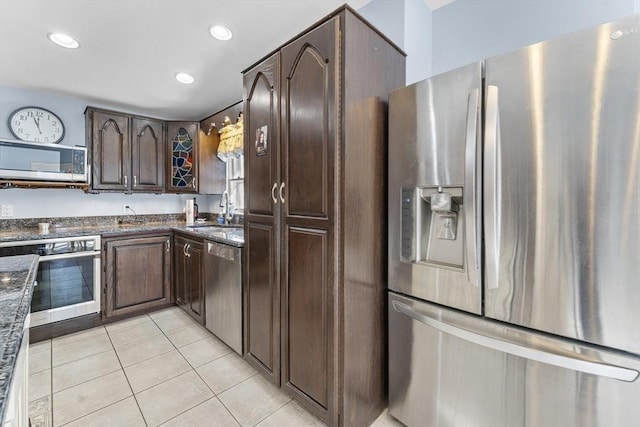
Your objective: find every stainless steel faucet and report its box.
[220,190,233,222]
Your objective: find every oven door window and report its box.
[32,255,95,312]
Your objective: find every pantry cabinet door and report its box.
[243,52,282,385]
[280,15,339,424]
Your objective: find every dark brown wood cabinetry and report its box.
[103,234,172,319]
[166,122,199,193]
[88,109,129,191]
[244,52,281,387]
[243,6,405,426]
[173,233,205,324]
[86,108,165,193]
[131,117,164,192]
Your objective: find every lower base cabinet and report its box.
[173,233,205,324]
[103,233,172,319]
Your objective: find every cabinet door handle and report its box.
[192,179,196,189]
[271,183,278,204]
[183,243,188,257]
[186,243,191,257]
[123,174,128,187]
[133,175,137,187]
[166,240,170,252]
[279,182,285,203]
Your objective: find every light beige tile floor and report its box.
[28,307,404,427]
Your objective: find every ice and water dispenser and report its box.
[401,186,464,269]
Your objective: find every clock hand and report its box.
[32,116,43,134]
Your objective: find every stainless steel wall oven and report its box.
[0,235,101,327]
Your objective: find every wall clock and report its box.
[8,106,65,144]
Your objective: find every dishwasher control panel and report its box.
[207,241,240,262]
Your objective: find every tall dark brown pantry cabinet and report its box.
[243,7,405,426]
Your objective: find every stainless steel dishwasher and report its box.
[204,240,242,354]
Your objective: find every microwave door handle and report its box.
[464,88,481,288]
[392,300,639,382]
[484,85,501,290]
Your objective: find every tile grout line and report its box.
[157,396,221,426]
[144,311,220,425]
[51,346,113,371]
[44,308,251,427]
[51,363,122,395]
[106,313,151,427]
[35,311,163,426]
[56,396,133,427]
[50,319,149,426]
[195,373,247,427]
[152,309,247,426]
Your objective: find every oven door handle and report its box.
[39,251,100,262]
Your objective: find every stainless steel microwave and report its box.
[0,138,88,182]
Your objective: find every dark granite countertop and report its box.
[0,222,244,248]
[0,254,38,423]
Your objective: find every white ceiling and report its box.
[0,0,371,121]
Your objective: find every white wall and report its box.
[431,0,640,75]
[358,0,406,48]
[358,0,433,84]
[404,0,432,83]
[0,85,220,219]
[0,189,213,219]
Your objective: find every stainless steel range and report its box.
[0,235,101,327]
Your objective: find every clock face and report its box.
[8,106,65,144]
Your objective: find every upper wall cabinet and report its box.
[86,107,164,193]
[199,101,243,195]
[166,121,199,193]
[131,117,164,192]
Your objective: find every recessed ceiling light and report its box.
[48,33,80,49]
[209,25,233,41]
[175,72,195,84]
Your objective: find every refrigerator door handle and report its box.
[392,300,639,382]
[484,85,501,290]
[464,88,481,288]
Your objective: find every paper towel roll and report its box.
[185,199,194,225]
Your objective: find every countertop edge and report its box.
[0,254,38,424]
[0,224,244,248]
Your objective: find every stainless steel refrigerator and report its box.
[388,14,640,427]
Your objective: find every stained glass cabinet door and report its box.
[166,121,199,193]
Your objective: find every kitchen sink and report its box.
[187,222,241,228]
[186,225,242,231]
[184,225,244,244]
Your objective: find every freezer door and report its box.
[388,292,640,427]
[388,62,482,314]
[484,14,640,354]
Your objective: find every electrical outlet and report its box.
[1,205,14,217]
[123,204,129,214]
